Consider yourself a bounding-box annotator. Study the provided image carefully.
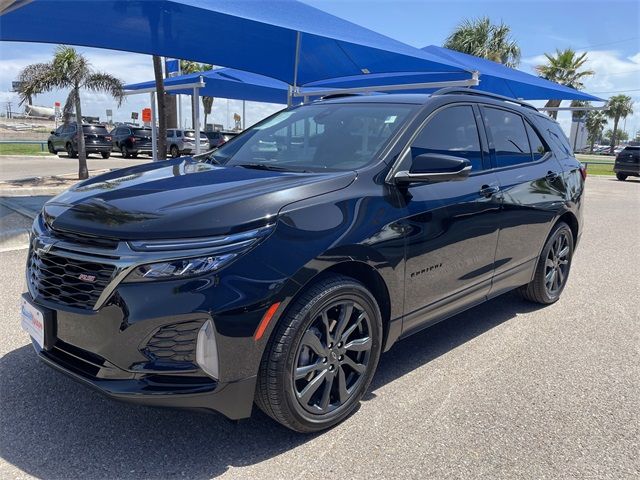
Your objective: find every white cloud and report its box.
[0,45,282,127]
[523,49,640,139]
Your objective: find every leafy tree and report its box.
[17,45,123,179]
[536,49,594,119]
[444,17,520,67]
[605,94,634,153]
[603,128,629,144]
[584,110,607,153]
[180,60,215,128]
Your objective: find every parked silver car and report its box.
[166,129,210,158]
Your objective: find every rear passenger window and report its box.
[483,107,531,167]
[526,123,547,161]
[411,105,483,171]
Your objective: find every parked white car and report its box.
[166,129,210,158]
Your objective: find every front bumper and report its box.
[33,338,256,418]
[23,220,292,420]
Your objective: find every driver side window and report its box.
[410,105,483,172]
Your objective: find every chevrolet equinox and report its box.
[21,89,585,432]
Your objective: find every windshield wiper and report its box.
[235,163,310,173]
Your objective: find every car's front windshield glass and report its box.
[208,103,416,172]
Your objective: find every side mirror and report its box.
[394,153,471,184]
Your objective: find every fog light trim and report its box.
[196,319,219,380]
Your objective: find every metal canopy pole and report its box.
[295,76,480,98]
[193,77,202,155]
[286,31,302,107]
[150,92,158,161]
[242,100,246,130]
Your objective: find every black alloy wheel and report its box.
[519,222,574,304]
[47,142,55,154]
[256,275,382,432]
[293,300,373,415]
[121,145,130,158]
[616,173,627,181]
[170,145,180,158]
[544,230,571,296]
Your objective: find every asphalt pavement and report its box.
[0,154,148,181]
[0,176,638,479]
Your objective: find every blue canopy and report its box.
[126,68,292,104]
[303,46,602,101]
[421,46,602,101]
[0,0,470,85]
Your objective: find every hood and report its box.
[44,158,356,240]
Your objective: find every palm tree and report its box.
[443,17,521,67]
[536,49,594,119]
[153,55,167,159]
[605,94,634,153]
[17,46,123,179]
[584,110,607,153]
[180,60,214,129]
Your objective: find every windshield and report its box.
[208,103,416,171]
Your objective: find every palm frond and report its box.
[84,72,125,106]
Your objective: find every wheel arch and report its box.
[556,210,579,246]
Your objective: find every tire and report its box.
[66,143,77,158]
[518,222,574,304]
[47,142,55,154]
[131,152,138,158]
[256,274,383,433]
[121,145,130,158]
[101,152,111,159]
[170,145,180,158]
[616,173,627,181]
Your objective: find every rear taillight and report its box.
[579,163,587,181]
[105,136,112,141]
[129,136,136,143]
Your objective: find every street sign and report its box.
[142,108,151,123]
[131,112,139,120]
[106,109,112,117]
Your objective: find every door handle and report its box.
[479,185,500,198]
[546,171,559,181]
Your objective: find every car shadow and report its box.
[0,292,539,479]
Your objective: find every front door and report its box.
[396,104,502,335]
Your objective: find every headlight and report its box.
[124,253,237,282]
[124,225,274,282]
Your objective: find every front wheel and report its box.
[101,152,111,159]
[616,173,627,181]
[518,222,574,304]
[47,142,55,154]
[256,275,383,432]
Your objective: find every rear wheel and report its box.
[518,222,574,304]
[65,142,77,158]
[256,275,382,432]
[616,173,627,181]
[47,142,55,154]
[121,145,130,158]
[101,152,111,159]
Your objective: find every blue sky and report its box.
[0,0,638,135]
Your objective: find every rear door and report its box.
[480,105,567,296]
[397,103,502,334]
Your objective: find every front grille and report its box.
[44,222,119,250]
[143,321,201,364]
[28,249,116,309]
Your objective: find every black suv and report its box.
[110,126,153,158]
[47,123,112,158]
[23,90,584,432]
[614,145,640,180]
[204,130,239,150]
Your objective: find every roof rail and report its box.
[432,87,538,111]
[319,92,366,100]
